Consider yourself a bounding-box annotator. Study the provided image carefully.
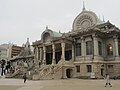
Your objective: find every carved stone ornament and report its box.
[73,11,98,31]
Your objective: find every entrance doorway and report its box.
[46,53,52,64]
[66,69,73,78]
[55,51,62,64]
[101,68,104,76]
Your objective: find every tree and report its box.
[0,59,6,76]
[6,61,11,72]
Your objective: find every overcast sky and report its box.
[0,0,120,45]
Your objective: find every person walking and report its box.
[23,73,27,83]
[104,74,112,87]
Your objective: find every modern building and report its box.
[8,44,24,60]
[0,44,10,61]
[0,43,24,61]
[32,6,120,79]
[0,47,8,61]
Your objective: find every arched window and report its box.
[43,33,50,43]
[107,44,113,56]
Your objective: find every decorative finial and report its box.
[59,30,61,33]
[25,37,30,48]
[46,25,48,30]
[82,1,86,11]
[103,15,105,22]
[107,20,110,23]
[27,37,29,42]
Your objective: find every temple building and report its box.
[8,38,34,78]
[32,6,120,79]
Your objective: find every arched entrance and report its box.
[66,69,73,78]
[101,65,104,76]
[101,68,104,76]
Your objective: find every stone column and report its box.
[93,34,98,58]
[35,47,39,65]
[40,48,43,64]
[52,43,56,65]
[102,41,106,58]
[72,43,75,61]
[113,36,119,59]
[38,47,40,60]
[61,41,67,79]
[81,37,85,61]
[61,42,65,64]
[43,45,46,65]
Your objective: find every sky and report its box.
[0,0,120,45]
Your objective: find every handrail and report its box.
[39,65,62,79]
[11,69,21,77]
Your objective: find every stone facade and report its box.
[32,7,120,79]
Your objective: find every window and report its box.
[98,41,102,55]
[86,41,93,55]
[107,44,113,56]
[75,43,81,56]
[87,65,92,72]
[76,65,80,72]
[44,33,51,43]
[108,65,114,73]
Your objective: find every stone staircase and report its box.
[34,64,63,80]
[6,69,22,78]
[32,59,74,80]
[6,63,35,79]
[6,59,75,80]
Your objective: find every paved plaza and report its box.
[0,77,120,90]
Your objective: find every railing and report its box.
[11,69,21,77]
[39,65,62,79]
[38,59,74,79]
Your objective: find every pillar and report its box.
[93,34,98,58]
[43,45,46,65]
[35,47,39,65]
[92,34,98,73]
[52,43,56,65]
[81,37,85,61]
[113,36,119,60]
[40,48,43,64]
[72,43,75,61]
[61,42,65,64]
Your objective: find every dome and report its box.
[72,10,98,31]
[41,26,62,43]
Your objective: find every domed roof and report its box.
[41,26,62,37]
[72,2,106,32]
[41,26,62,43]
[72,9,98,31]
[52,31,62,37]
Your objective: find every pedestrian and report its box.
[23,73,27,83]
[104,74,112,87]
